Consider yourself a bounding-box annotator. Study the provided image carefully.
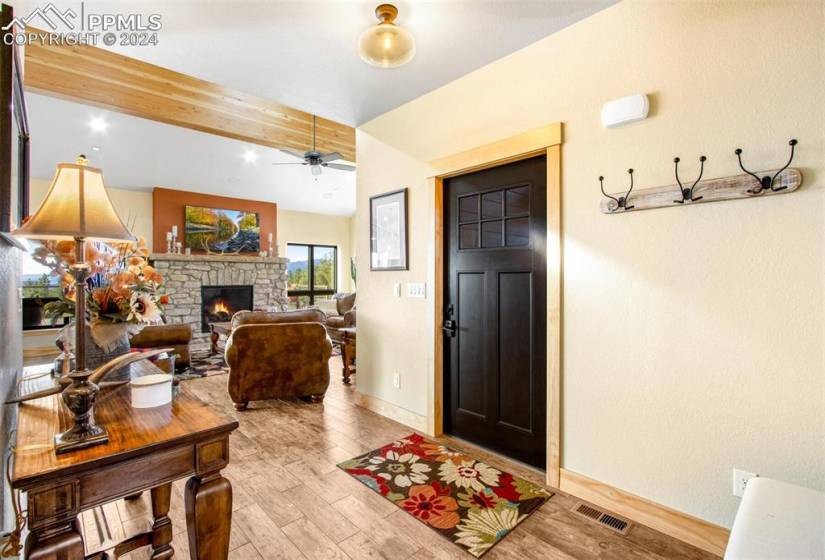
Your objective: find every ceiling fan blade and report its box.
[324,163,357,172]
[271,162,307,166]
[319,151,343,163]
[279,148,308,160]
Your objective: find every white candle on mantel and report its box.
[171,225,178,237]
[166,231,172,241]
[268,232,273,243]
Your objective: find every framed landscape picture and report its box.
[370,188,408,271]
[184,206,260,253]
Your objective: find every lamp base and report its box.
[55,366,108,455]
[54,424,108,454]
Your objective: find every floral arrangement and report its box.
[33,236,168,326]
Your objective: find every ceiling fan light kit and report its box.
[358,3,416,69]
[274,115,356,176]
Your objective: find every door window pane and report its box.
[481,220,503,248]
[287,244,310,291]
[506,186,530,216]
[459,224,479,249]
[481,191,503,219]
[459,195,479,222]
[312,246,336,291]
[506,217,530,247]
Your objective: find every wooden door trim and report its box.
[429,123,563,488]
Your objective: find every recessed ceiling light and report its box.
[91,146,101,152]
[242,149,258,164]
[88,117,108,132]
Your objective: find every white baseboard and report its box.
[353,391,428,432]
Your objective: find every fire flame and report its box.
[212,301,230,315]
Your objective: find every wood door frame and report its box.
[428,123,563,487]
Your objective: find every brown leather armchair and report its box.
[225,309,332,410]
[129,323,193,371]
[325,292,356,343]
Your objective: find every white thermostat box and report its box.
[601,93,649,128]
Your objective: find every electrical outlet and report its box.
[733,468,758,497]
[393,372,401,389]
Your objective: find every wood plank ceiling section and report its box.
[23,29,356,162]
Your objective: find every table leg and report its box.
[150,483,174,560]
[185,473,232,560]
[25,517,85,560]
[210,327,220,355]
[341,341,352,384]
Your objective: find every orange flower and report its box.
[159,294,170,305]
[141,265,163,285]
[127,255,145,267]
[400,483,459,529]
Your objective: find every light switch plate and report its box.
[393,283,402,297]
[406,282,426,298]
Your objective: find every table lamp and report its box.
[14,155,135,453]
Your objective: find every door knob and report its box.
[442,319,457,337]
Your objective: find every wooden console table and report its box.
[12,361,239,559]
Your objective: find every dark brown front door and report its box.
[443,155,547,468]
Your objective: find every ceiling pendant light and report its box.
[358,4,416,69]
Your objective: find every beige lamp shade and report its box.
[13,158,135,242]
[358,4,416,69]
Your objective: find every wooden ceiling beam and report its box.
[23,29,356,162]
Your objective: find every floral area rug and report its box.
[337,433,552,557]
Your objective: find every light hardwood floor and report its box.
[78,356,718,560]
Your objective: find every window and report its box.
[20,239,67,330]
[458,184,531,250]
[286,244,337,312]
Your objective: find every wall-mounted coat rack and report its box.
[600,139,802,214]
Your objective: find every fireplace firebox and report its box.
[201,285,253,332]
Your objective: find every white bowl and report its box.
[130,373,173,408]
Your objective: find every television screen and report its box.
[184,206,260,253]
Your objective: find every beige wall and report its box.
[355,0,824,529]
[277,209,355,293]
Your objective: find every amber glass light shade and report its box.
[358,4,416,69]
[13,157,135,243]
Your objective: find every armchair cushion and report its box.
[334,292,356,316]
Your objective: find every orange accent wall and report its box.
[152,187,276,253]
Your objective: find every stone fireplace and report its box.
[150,254,288,346]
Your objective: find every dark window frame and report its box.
[287,243,338,306]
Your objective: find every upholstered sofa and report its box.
[129,323,193,371]
[325,292,356,343]
[225,309,332,410]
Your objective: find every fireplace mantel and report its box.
[150,253,288,346]
[150,253,284,264]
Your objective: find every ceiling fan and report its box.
[273,115,356,176]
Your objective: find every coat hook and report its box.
[600,169,635,212]
[673,156,706,203]
[735,139,798,194]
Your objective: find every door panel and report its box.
[498,271,533,432]
[444,155,547,468]
[457,272,486,418]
